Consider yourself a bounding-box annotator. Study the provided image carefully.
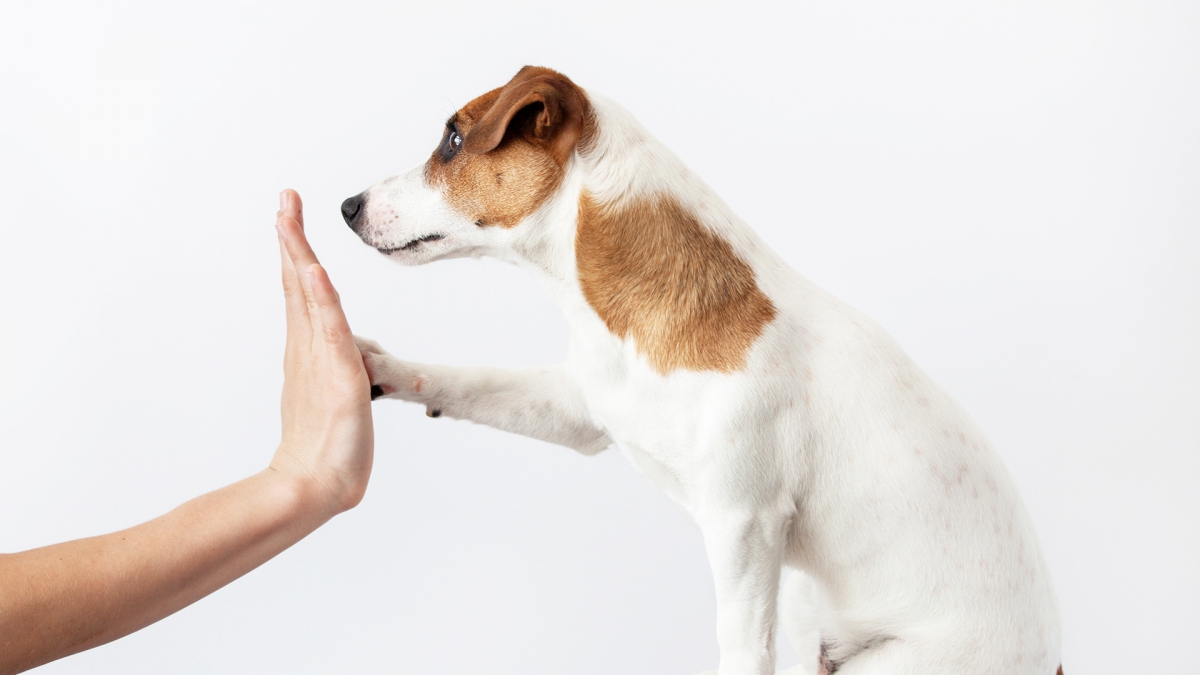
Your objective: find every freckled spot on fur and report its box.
[575,191,776,374]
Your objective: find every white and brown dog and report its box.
[343,66,1062,675]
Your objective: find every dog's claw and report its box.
[427,407,442,418]
[370,385,384,400]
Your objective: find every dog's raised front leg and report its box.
[356,337,610,455]
[698,504,792,675]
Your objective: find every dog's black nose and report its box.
[341,193,366,230]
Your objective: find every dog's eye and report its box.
[440,124,463,161]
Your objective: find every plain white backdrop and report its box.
[1,1,1196,673]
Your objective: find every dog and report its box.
[342,66,1062,675]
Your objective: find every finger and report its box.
[277,212,320,271]
[279,188,305,231]
[277,214,326,345]
[306,263,368,379]
[277,222,310,337]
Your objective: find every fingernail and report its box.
[275,222,287,240]
[279,191,288,211]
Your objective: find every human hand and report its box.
[0,191,377,674]
[271,189,374,515]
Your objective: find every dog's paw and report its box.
[354,335,389,356]
[353,335,429,404]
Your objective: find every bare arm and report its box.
[0,190,372,674]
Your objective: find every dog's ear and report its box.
[462,66,589,164]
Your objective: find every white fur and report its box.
[352,90,1061,675]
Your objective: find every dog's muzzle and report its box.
[341,193,367,232]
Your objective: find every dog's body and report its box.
[344,67,1061,675]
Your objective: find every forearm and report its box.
[0,467,331,675]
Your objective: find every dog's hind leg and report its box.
[829,637,1004,675]
[820,638,928,675]
[356,336,611,455]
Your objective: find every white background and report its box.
[1,1,1197,673]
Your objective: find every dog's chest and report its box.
[588,384,701,510]
[568,326,737,512]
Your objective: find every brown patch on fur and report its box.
[425,66,593,229]
[1057,667,1063,675]
[576,192,776,374]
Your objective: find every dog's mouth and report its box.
[377,233,444,254]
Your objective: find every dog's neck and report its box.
[497,95,675,300]
[501,93,778,375]
[503,92,713,284]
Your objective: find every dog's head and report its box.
[342,66,591,265]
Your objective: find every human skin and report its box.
[0,190,373,674]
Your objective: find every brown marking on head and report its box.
[576,192,777,374]
[425,66,593,229]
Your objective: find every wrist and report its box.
[259,461,342,528]
[266,448,364,522]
